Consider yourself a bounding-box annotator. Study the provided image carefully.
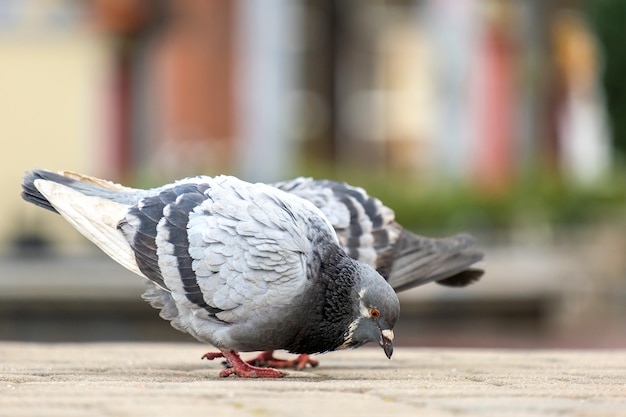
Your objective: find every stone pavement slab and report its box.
[1,342,624,417]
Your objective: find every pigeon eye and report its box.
[369,308,380,319]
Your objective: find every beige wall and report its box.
[0,34,113,250]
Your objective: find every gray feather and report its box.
[272,177,484,292]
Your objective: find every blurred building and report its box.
[0,0,112,249]
[0,0,616,250]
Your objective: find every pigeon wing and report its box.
[272,178,483,291]
[119,176,312,326]
[272,178,396,271]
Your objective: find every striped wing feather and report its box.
[273,178,484,291]
[118,177,312,325]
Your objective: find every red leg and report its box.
[247,350,319,370]
[202,350,285,378]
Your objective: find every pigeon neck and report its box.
[286,245,360,354]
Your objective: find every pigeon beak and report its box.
[380,329,394,359]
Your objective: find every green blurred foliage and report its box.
[586,0,626,154]
[299,163,626,234]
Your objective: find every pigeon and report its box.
[21,169,400,378]
[244,177,484,369]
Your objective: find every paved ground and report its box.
[1,342,624,417]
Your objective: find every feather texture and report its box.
[272,178,484,292]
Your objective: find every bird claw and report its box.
[201,352,225,361]
[202,350,285,378]
[247,351,319,370]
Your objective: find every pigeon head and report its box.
[340,262,400,359]
[285,250,400,358]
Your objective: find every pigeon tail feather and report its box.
[21,170,63,213]
[21,169,137,212]
[21,169,146,278]
[387,231,484,292]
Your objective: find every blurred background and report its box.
[1,0,625,348]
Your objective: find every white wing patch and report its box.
[33,179,144,278]
[155,216,181,291]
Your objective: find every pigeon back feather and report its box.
[272,177,484,292]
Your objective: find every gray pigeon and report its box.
[244,178,484,369]
[21,169,400,378]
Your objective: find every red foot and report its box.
[202,350,285,378]
[247,351,319,370]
